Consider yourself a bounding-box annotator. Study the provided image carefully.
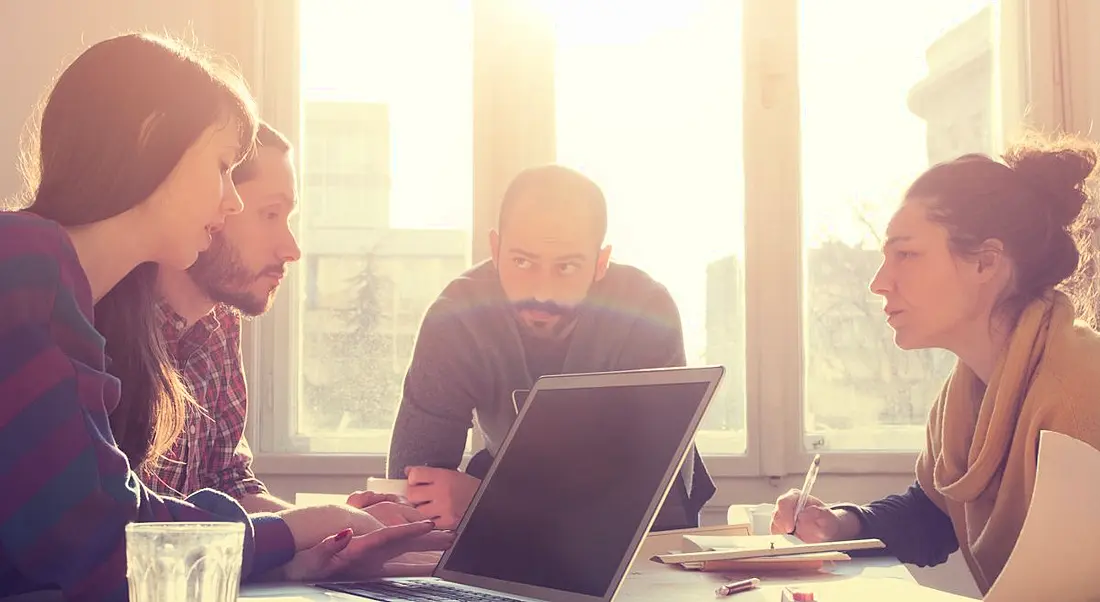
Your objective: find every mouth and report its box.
[521,309,558,323]
[884,308,904,323]
[204,221,224,240]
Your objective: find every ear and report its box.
[594,245,612,282]
[138,112,165,146]
[973,238,1005,283]
[489,229,501,267]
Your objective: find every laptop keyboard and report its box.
[319,580,525,602]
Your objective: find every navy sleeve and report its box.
[835,481,958,567]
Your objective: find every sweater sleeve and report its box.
[0,245,294,602]
[387,299,480,478]
[834,481,958,567]
[618,285,687,369]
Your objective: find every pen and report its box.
[789,454,821,535]
[715,577,760,597]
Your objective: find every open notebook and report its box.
[637,505,751,557]
[652,534,884,572]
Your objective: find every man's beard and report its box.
[187,234,283,317]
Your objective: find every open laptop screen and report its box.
[440,380,712,598]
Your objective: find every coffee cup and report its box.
[366,477,408,497]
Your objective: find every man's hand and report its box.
[271,521,454,582]
[346,490,428,526]
[346,490,405,508]
[404,467,481,530]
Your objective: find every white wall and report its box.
[0,1,219,201]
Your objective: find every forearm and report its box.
[834,482,958,567]
[387,398,470,478]
[241,492,295,513]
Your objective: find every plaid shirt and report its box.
[147,299,268,500]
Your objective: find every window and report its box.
[247,0,1039,477]
[293,0,474,453]
[550,0,747,455]
[799,0,995,452]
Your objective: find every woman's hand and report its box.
[770,488,860,542]
[278,504,390,551]
[267,521,453,582]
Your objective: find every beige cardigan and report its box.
[916,291,1100,593]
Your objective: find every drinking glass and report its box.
[125,522,245,602]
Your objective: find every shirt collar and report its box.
[156,296,225,346]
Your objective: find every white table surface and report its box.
[240,555,920,601]
[257,497,963,601]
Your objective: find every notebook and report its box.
[318,365,725,602]
[652,533,884,569]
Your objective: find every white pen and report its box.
[789,454,821,535]
[715,577,760,597]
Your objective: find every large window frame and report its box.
[222,0,1070,481]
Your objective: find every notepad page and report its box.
[684,534,804,552]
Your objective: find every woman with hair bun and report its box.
[769,135,1100,594]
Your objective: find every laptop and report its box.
[319,365,724,602]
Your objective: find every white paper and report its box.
[811,578,978,601]
[985,430,1100,601]
[686,534,803,551]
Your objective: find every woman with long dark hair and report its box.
[0,33,445,600]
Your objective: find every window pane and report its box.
[553,0,746,454]
[297,0,473,453]
[799,0,996,451]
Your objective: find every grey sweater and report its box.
[386,260,715,528]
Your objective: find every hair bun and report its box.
[1004,138,1098,228]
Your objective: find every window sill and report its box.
[252,450,919,478]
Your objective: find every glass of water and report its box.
[126,522,245,602]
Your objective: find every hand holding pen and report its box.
[770,454,839,541]
[790,454,821,534]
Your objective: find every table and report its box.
[266,497,973,600]
[240,555,924,601]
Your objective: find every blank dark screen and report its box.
[442,381,711,598]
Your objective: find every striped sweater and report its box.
[0,211,294,601]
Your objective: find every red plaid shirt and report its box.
[147,299,268,500]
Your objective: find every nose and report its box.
[869,259,890,297]
[532,283,553,303]
[223,183,244,215]
[280,229,302,263]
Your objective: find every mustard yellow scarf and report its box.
[915,291,1097,593]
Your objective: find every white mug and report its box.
[749,503,776,535]
[366,477,408,497]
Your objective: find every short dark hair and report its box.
[498,164,608,242]
[906,133,1098,325]
[232,121,292,185]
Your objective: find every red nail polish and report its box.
[335,528,353,541]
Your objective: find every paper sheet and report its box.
[984,430,1100,602]
[686,534,803,551]
[810,578,978,601]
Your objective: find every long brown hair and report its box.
[21,33,259,474]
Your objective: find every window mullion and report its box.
[472,0,556,263]
[253,0,304,454]
[743,0,803,478]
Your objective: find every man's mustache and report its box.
[513,299,570,316]
[258,264,286,279]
